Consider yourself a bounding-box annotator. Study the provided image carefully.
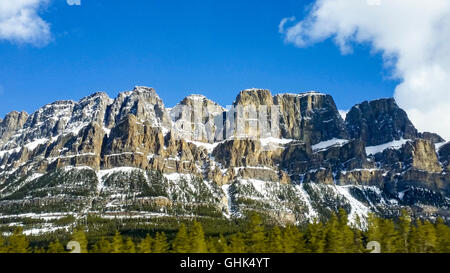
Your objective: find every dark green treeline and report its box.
[0,210,448,253]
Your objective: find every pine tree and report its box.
[379,218,399,253]
[229,232,246,253]
[138,234,153,253]
[34,247,47,253]
[189,221,208,253]
[305,221,325,253]
[410,219,428,253]
[123,237,136,253]
[152,232,169,253]
[352,228,365,253]
[206,235,229,253]
[396,210,411,253]
[47,240,65,253]
[435,218,450,253]
[206,237,218,253]
[172,223,190,253]
[111,231,124,253]
[323,210,356,253]
[215,234,230,253]
[407,221,420,253]
[92,238,112,253]
[337,209,357,253]
[70,227,88,253]
[366,213,382,243]
[267,226,283,253]
[0,234,5,253]
[421,220,437,253]
[7,227,29,253]
[282,225,305,253]
[324,213,343,253]
[245,213,266,253]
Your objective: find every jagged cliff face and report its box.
[439,142,450,172]
[228,89,348,143]
[170,94,224,143]
[0,86,448,233]
[105,87,172,130]
[274,92,348,144]
[345,98,418,146]
[0,111,29,146]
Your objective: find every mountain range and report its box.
[0,86,449,235]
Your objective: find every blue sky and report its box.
[0,0,399,118]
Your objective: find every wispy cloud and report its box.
[278,16,295,34]
[280,0,450,141]
[0,0,51,46]
[66,0,81,6]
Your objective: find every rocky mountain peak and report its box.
[70,92,113,128]
[345,98,418,146]
[419,132,446,144]
[132,85,158,94]
[0,111,29,131]
[170,94,224,143]
[105,86,171,131]
[0,86,448,227]
[0,111,29,146]
[179,94,223,109]
[79,91,111,103]
[21,100,75,139]
[274,92,347,144]
[234,89,274,107]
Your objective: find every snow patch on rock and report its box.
[312,138,350,152]
[365,138,410,156]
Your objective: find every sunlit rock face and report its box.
[105,86,172,131]
[274,92,348,144]
[170,94,224,143]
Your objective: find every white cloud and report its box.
[279,16,295,34]
[66,0,81,6]
[280,0,450,141]
[0,0,50,46]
